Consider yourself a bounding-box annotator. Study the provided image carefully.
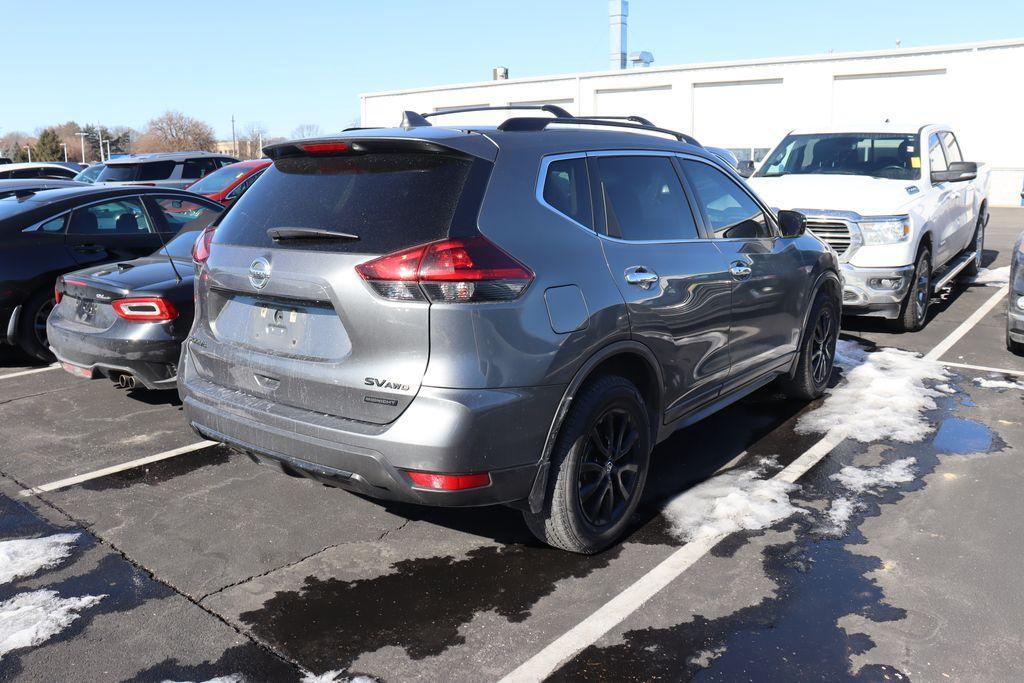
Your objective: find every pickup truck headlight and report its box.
[858,216,911,245]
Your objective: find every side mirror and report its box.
[777,210,807,238]
[931,161,977,184]
[737,160,756,178]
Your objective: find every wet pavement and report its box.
[0,208,1021,681]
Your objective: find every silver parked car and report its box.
[178,107,841,553]
[96,152,239,189]
[1008,231,1024,354]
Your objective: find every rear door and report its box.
[64,196,163,267]
[679,157,806,392]
[589,152,733,421]
[188,146,486,425]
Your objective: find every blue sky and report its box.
[6,0,1021,139]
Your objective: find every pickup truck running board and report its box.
[933,251,978,292]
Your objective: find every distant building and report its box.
[362,38,1024,205]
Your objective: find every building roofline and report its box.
[360,37,1024,100]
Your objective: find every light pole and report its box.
[98,136,106,162]
[60,143,68,162]
[24,146,32,162]
[104,140,112,160]
[75,132,88,162]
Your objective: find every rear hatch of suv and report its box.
[186,135,528,425]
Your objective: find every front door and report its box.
[590,153,733,421]
[679,158,807,393]
[64,196,162,267]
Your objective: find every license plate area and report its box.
[248,301,310,353]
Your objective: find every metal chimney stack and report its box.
[609,0,628,70]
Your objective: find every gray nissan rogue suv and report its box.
[179,107,841,553]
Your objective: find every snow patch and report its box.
[301,673,377,683]
[934,383,957,394]
[162,677,246,683]
[965,265,1010,287]
[0,589,105,659]
[662,466,804,543]
[0,533,80,585]
[797,342,946,443]
[817,497,862,536]
[831,458,916,495]
[974,376,1024,390]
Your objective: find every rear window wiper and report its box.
[267,227,360,242]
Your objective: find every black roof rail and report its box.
[497,116,701,146]
[421,104,574,120]
[582,115,656,127]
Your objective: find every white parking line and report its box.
[18,440,219,497]
[0,364,60,380]
[924,285,1009,361]
[503,286,1010,680]
[940,360,1024,377]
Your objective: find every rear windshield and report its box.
[213,153,474,253]
[97,160,176,182]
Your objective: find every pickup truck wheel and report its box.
[523,375,651,554]
[895,248,932,333]
[962,217,985,278]
[779,290,839,400]
[15,289,56,362]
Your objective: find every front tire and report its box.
[15,289,56,362]
[524,375,651,554]
[779,290,839,400]
[895,247,932,333]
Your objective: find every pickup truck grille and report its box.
[806,219,853,257]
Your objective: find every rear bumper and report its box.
[46,316,182,389]
[179,350,562,507]
[839,263,915,319]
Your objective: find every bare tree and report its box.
[290,123,321,139]
[136,111,216,152]
[238,122,268,159]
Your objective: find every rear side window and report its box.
[182,158,219,180]
[542,157,592,228]
[682,160,772,239]
[592,155,699,241]
[67,198,154,235]
[214,153,477,253]
[150,197,221,234]
[98,161,175,182]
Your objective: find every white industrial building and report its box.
[362,37,1024,205]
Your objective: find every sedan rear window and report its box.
[214,153,476,253]
[97,161,176,182]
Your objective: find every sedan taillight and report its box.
[192,225,216,263]
[111,297,179,322]
[356,236,534,303]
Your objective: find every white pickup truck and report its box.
[748,124,990,331]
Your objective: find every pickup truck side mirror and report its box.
[931,161,978,184]
[777,210,807,238]
[736,160,756,178]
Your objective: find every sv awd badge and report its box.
[364,377,411,391]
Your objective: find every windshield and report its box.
[74,165,104,183]
[188,165,251,195]
[757,133,920,180]
[156,227,204,259]
[97,160,176,182]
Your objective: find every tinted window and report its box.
[151,197,221,234]
[928,134,947,173]
[215,153,477,253]
[542,157,592,228]
[74,165,104,183]
[157,227,204,259]
[97,161,175,182]
[11,168,41,179]
[39,216,67,233]
[758,133,920,181]
[940,131,962,163]
[67,198,154,235]
[682,160,772,239]
[593,156,698,241]
[181,158,219,180]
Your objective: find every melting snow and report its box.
[0,533,80,585]
[817,497,862,536]
[965,266,1010,287]
[662,464,804,543]
[934,383,957,394]
[797,341,946,443]
[163,677,246,683]
[301,673,377,683]
[974,377,1024,390]
[831,458,916,494]
[0,589,105,659]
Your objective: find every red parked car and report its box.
[185,159,270,206]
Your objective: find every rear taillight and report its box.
[111,297,179,322]
[406,470,491,491]
[356,236,534,303]
[192,225,216,263]
[300,142,350,155]
[54,277,63,304]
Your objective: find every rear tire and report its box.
[894,247,931,333]
[523,375,651,554]
[15,289,56,362]
[1009,329,1024,356]
[962,216,985,278]
[779,290,839,400]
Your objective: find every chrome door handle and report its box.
[729,262,753,280]
[624,266,659,289]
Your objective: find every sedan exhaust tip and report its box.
[115,374,136,390]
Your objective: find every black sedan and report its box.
[48,223,212,390]
[1008,231,1024,355]
[0,185,222,360]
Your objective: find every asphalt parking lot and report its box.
[1,208,1022,682]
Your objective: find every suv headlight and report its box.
[858,216,911,245]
